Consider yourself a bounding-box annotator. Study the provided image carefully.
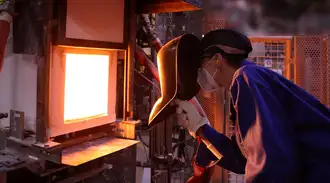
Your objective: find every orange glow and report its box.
[64,53,109,123]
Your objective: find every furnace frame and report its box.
[36,0,136,143]
[53,0,130,50]
[48,46,118,137]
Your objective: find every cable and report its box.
[172,134,193,150]
[134,68,161,92]
[137,131,150,163]
[137,131,150,148]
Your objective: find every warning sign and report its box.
[264,59,272,68]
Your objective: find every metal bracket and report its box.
[0,129,7,150]
[9,110,24,140]
[116,120,141,139]
[0,157,24,168]
[33,140,61,150]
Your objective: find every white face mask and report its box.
[197,57,221,92]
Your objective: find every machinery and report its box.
[0,0,140,182]
[0,0,202,182]
[134,14,203,183]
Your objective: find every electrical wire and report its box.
[134,68,161,93]
[137,131,150,148]
[137,131,150,164]
[172,136,193,150]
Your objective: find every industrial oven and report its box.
[0,0,203,182]
[0,0,140,181]
[15,0,138,163]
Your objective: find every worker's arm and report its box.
[175,100,246,173]
[195,125,247,174]
[227,72,298,183]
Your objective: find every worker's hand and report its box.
[0,0,16,17]
[174,99,210,138]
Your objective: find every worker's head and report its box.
[198,29,252,91]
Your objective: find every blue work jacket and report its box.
[196,61,330,183]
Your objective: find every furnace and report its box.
[3,0,140,169]
[49,46,118,137]
[0,0,204,182]
[44,0,131,139]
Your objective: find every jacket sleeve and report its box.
[195,124,247,174]
[231,72,299,183]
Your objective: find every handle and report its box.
[0,113,8,119]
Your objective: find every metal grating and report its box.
[199,12,226,127]
[196,91,217,126]
[249,41,285,74]
[201,12,226,35]
[249,37,293,79]
[202,20,226,35]
[294,36,329,106]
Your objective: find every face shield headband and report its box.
[201,46,248,64]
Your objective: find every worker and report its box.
[175,29,330,183]
[0,0,14,73]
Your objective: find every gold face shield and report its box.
[148,34,202,126]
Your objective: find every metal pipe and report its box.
[141,14,163,52]
[0,12,11,73]
[36,0,53,143]
[135,45,160,81]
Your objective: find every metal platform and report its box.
[61,137,138,166]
